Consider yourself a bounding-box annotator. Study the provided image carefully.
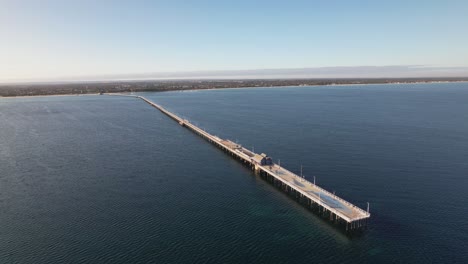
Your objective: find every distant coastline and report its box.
[1,78,468,97]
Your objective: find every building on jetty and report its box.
[252,153,273,166]
[108,93,371,232]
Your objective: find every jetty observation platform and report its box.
[110,94,370,229]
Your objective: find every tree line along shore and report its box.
[1,78,467,97]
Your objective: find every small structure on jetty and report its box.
[252,153,273,166]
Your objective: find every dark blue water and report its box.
[1,83,467,263]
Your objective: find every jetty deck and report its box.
[110,94,370,230]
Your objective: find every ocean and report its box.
[1,82,467,263]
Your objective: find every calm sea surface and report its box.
[1,83,467,263]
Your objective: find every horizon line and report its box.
[1,65,468,85]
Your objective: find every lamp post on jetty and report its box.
[300,165,305,182]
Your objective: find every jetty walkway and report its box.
[109,94,370,231]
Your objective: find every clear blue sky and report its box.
[1,0,468,81]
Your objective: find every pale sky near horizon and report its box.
[1,0,468,81]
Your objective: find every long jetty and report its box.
[109,94,371,231]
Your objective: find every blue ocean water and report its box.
[1,83,467,263]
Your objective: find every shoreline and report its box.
[0,93,100,99]
[1,80,467,99]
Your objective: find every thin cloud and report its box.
[2,65,468,83]
[73,65,468,81]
